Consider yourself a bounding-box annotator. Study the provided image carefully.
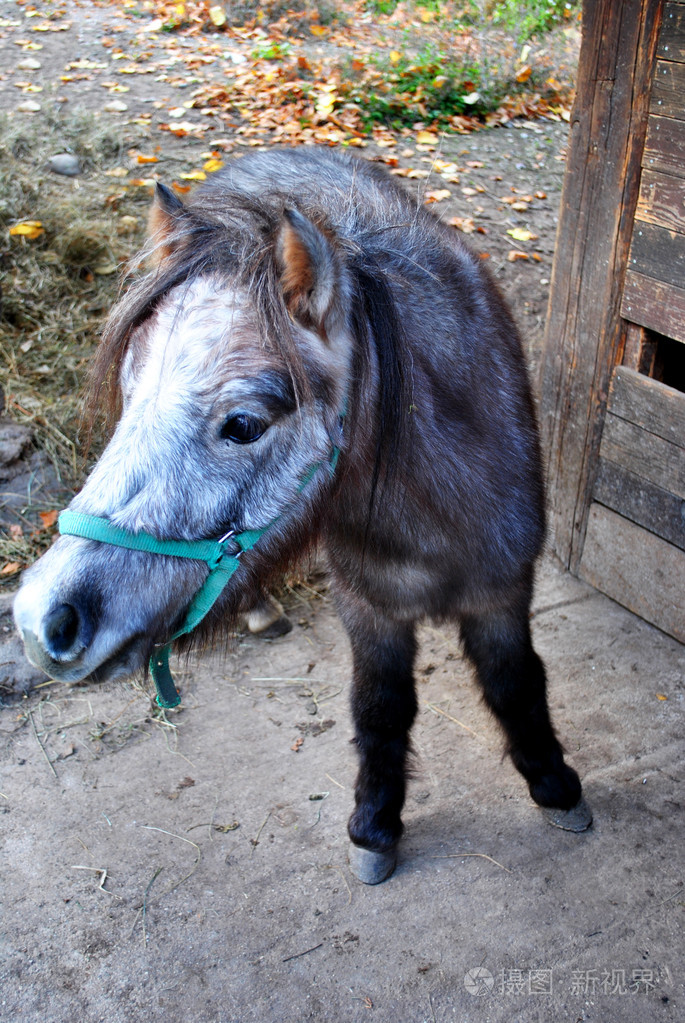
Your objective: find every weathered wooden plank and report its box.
[608,364,685,445]
[622,269,685,343]
[658,2,685,61]
[628,220,685,291]
[643,114,685,178]
[650,58,685,118]
[594,458,685,548]
[635,167,685,232]
[539,0,664,573]
[580,504,685,643]
[600,412,685,498]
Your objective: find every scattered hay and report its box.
[0,111,166,572]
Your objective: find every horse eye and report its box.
[220,413,266,444]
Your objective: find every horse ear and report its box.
[276,208,342,335]
[147,183,185,264]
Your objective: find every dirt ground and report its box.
[1,3,684,1022]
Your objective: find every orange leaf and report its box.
[448,216,476,233]
[10,221,44,239]
[137,154,159,164]
[1,563,21,576]
[515,65,533,83]
[507,250,529,262]
[309,24,327,36]
[39,509,58,529]
[424,189,451,204]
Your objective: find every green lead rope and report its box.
[57,428,343,709]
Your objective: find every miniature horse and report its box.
[14,147,590,883]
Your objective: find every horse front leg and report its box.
[337,592,418,884]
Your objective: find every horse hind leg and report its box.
[459,594,592,833]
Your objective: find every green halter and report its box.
[58,439,341,710]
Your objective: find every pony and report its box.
[14,147,591,884]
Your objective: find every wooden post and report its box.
[538,0,664,572]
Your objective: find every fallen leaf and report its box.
[136,154,158,164]
[310,24,328,36]
[415,130,438,146]
[9,524,23,540]
[656,693,668,701]
[510,201,529,211]
[448,216,476,233]
[507,227,537,242]
[389,50,401,64]
[291,737,304,752]
[10,221,44,239]
[507,250,529,261]
[1,563,21,576]
[180,170,207,181]
[38,510,58,529]
[424,188,451,203]
[515,65,533,83]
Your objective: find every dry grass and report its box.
[0,111,165,573]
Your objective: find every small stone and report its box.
[46,153,80,177]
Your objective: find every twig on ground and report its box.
[28,706,57,779]
[250,812,271,855]
[282,942,324,963]
[424,701,484,741]
[430,852,512,873]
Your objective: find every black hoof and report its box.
[541,797,593,832]
[348,842,397,884]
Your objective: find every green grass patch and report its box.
[490,0,579,42]
[344,45,538,129]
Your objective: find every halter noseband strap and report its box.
[58,431,342,710]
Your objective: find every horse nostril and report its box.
[44,603,83,659]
